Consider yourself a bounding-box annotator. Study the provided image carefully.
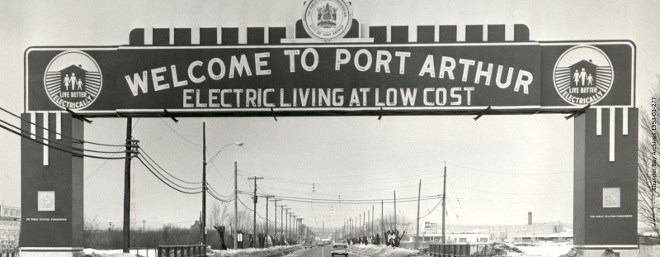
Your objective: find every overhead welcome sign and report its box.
[24,41,634,116]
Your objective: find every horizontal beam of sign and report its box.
[24,41,634,117]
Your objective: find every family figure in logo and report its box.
[63,73,83,91]
[573,68,594,87]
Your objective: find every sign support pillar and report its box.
[573,108,638,257]
[20,113,84,257]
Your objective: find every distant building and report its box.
[424,221,439,234]
[0,205,20,250]
[506,222,572,242]
[410,232,491,244]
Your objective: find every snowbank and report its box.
[82,245,301,257]
[209,245,302,257]
[348,244,419,257]
[82,249,139,257]
[515,242,573,257]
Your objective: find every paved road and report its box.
[284,244,368,257]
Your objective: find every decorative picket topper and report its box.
[24,0,635,117]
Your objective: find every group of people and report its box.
[573,68,594,87]
[63,73,84,91]
[213,225,296,250]
[345,229,405,247]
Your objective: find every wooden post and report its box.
[123,117,132,253]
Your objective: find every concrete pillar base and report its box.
[20,247,84,257]
[576,247,638,257]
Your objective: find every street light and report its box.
[202,136,244,245]
[208,142,244,164]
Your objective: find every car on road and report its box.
[304,242,313,249]
[317,242,324,246]
[330,243,348,256]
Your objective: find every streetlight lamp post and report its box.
[202,138,243,247]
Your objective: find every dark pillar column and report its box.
[574,107,638,256]
[20,112,84,257]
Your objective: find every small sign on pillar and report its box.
[37,191,55,212]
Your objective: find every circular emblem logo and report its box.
[302,0,353,41]
[553,45,613,105]
[44,51,102,110]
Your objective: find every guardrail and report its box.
[130,247,155,257]
[429,244,491,257]
[0,249,18,257]
[157,245,207,257]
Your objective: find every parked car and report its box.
[331,243,348,256]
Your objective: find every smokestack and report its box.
[528,212,532,225]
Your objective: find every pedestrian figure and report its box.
[587,74,593,86]
[77,79,83,90]
[63,74,70,90]
[573,70,580,86]
[70,73,77,89]
[580,68,587,86]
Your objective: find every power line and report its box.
[137,152,202,191]
[159,118,202,147]
[0,106,127,147]
[0,116,129,154]
[135,157,202,195]
[451,163,571,175]
[138,148,202,185]
[0,121,133,160]
[448,181,571,195]
[85,118,142,182]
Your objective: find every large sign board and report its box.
[24,41,634,116]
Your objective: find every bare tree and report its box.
[639,78,660,241]
[380,213,412,233]
[208,202,231,228]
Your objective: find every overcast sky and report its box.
[1,0,659,231]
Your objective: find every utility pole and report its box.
[381,200,384,237]
[363,211,366,236]
[442,162,447,244]
[201,122,207,245]
[271,199,281,239]
[367,209,370,236]
[264,195,274,238]
[371,205,374,237]
[345,218,347,239]
[349,217,352,238]
[122,117,134,253]
[359,213,361,236]
[234,161,238,249]
[393,191,397,231]
[284,208,289,241]
[298,218,304,243]
[248,176,264,244]
[416,179,422,250]
[292,215,297,243]
[281,205,287,241]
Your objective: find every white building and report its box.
[411,233,491,244]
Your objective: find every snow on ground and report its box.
[514,242,573,257]
[348,244,420,257]
[82,248,143,257]
[82,245,301,257]
[209,245,302,257]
